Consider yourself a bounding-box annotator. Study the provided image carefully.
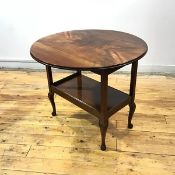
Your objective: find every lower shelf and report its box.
[52,74,130,118]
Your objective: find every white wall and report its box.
[0,0,175,71]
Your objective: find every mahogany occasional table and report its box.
[30,30,148,150]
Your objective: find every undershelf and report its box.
[52,74,130,118]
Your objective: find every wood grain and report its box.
[30,30,147,70]
[0,70,174,175]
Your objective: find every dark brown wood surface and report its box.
[52,74,130,115]
[30,30,148,70]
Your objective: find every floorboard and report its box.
[0,70,174,175]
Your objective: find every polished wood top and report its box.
[30,30,148,70]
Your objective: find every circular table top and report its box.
[30,30,148,70]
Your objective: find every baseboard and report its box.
[0,59,45,69]
[0,59,174,73]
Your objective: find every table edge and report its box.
[30,48,147,71]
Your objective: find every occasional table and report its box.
[30,30,148,150]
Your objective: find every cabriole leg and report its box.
[46,65,56,116]
[48,92,56,116]
[99,119,108,150]
[128,102,136,129]
[99,73,108,150]
[128,61,138,128]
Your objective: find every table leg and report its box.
[128,61,138,128]
[46,65,56,116]
[99,73,108,151]
[77,71,82,100]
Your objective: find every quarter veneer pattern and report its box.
[30,30,147,70]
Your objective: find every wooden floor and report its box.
[0,70,174,175]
